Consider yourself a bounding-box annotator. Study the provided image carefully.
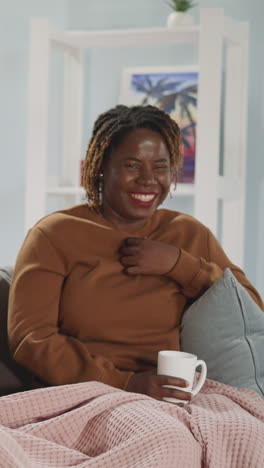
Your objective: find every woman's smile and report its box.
[128,192,159,207]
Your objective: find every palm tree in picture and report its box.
[132,74,197,140]
[158,82,197,141]
[180,122,196,151]
[131,74,180,105]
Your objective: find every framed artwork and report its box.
[119,66,199,184]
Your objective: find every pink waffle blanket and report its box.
[0,379,263,468]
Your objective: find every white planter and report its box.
[167,11,194,28]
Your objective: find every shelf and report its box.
[46,183,195,197]
[217,176,242,201]
[50,26,200,50]
[46,186,84,195]
[48,21,247,52]
[171,183,195,197]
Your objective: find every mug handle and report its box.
[192,360,207,396]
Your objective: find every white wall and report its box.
[0,0,263,296]
[0,0,68,265]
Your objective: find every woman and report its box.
[8,105,263,403]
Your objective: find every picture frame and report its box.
[119,66,199,184]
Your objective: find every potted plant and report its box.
[167,0,196,28]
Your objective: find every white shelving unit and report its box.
[25,8,249,267]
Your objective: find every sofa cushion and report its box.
[0,267,32,396]
[180,268,264,397]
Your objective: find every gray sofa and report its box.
[0,267,32,396]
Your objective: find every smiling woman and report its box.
[8,105,263,403]
[82,105,182,213]
[101,128,172,231]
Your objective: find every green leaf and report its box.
[166,0,196,12]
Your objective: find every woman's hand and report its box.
[126,370,192,404]
[119,238,180,276]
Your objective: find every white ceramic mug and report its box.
[157,350,207,404]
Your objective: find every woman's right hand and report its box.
[126,370,193,404]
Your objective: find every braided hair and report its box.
[82,105,183,212]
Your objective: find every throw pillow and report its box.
[180,268,264,397]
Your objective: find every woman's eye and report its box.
[154,166,169,170]
[125,163,138,169]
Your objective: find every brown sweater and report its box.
[8,205,263,390]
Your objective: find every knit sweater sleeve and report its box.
[165,227,264,309]
[8,227,133,390]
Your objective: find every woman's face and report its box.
[101,128,173,229]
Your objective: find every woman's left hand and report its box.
[119,237,180,276]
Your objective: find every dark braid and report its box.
[82,105,183,212]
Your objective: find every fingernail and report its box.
[185,380,189,386]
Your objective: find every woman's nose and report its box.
[137,167,157,185]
